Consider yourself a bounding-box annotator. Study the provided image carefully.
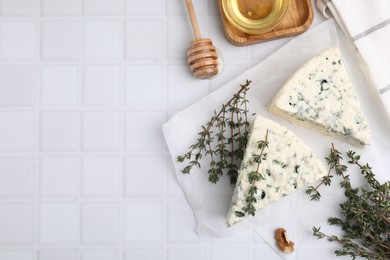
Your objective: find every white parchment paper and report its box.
[162,20,390,259]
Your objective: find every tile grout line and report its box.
[0,60,169,66]
[0,151,168,157]
[119,0,126,259]
[0,106,168,112]
[0,15,174,21]
[0,197,186,203]
[162,0,169,259]
[77,1,83,259]
[33,1,42,259]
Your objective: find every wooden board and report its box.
[218,0,314,46]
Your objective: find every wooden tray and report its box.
[218,0,314,46]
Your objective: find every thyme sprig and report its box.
[236,129,269,217]
[307,144,390,259]
[306,143,345,201]
[177,80,252,184]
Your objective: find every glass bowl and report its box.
[221,0,291,34]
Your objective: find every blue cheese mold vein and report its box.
[226,115,327,227]
[269,47,370,147]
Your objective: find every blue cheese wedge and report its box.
[269,47,370,147]
[226,115,327,227]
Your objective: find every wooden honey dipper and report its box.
[185,0,221,79]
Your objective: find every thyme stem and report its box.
[309,144,390,259]
[204,80,251,133]
[177,80,252,184]
[237,129,269,217]
[254,130,269,174]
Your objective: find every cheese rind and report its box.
[269,47,370,147]
[226,115,327,227]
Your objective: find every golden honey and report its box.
[221,0,290,34]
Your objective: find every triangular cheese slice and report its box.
[269,47,370,147]
[226,115,326,226]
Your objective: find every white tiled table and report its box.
[0,0,343,259]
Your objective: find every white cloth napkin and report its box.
[316,0,390,121]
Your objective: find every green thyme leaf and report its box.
[242,129,269,217]
[177,80,252,184]
[308,144,390,259]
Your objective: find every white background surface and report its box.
[0,0,364,259]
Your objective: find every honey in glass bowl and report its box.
[221,0,291,34]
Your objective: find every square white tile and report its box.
[124,155,163,198]
[125,0,163,16]
[81,203,120,244]
[39,203,79,245]
[125,20,163,60]
[0,203,34,245]
[166,0,206,16]
[40,65,79,107]
[82,65,120,106]
[83,20,121,60]
[0,0,36,16]
[167,202,201,244]
[0,157,35,198]
[82,111,120,152]
[0,21,36,60]
[0,250,33,260]
[0,111,35,152]
[38,250,78,260]
[82,156,120,198]
[40,156,80,198]
[124,111,164,152]
[41,21,79,60]
[166,19,194,61]
[81,250,120,260]
[167,64,208,108]
[41,0,80,16]
[40,111,80,152]
[167,249,207,260]
[124,249,163,260]
[125,64,163,108]
[0,66,36,107]
[83,0,121,16]
[166,156,185,199]
[210,248,250,260]
[124,202,163,244]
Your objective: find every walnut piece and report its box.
[275,228,295,253]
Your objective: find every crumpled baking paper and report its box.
[162,20,390,259]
